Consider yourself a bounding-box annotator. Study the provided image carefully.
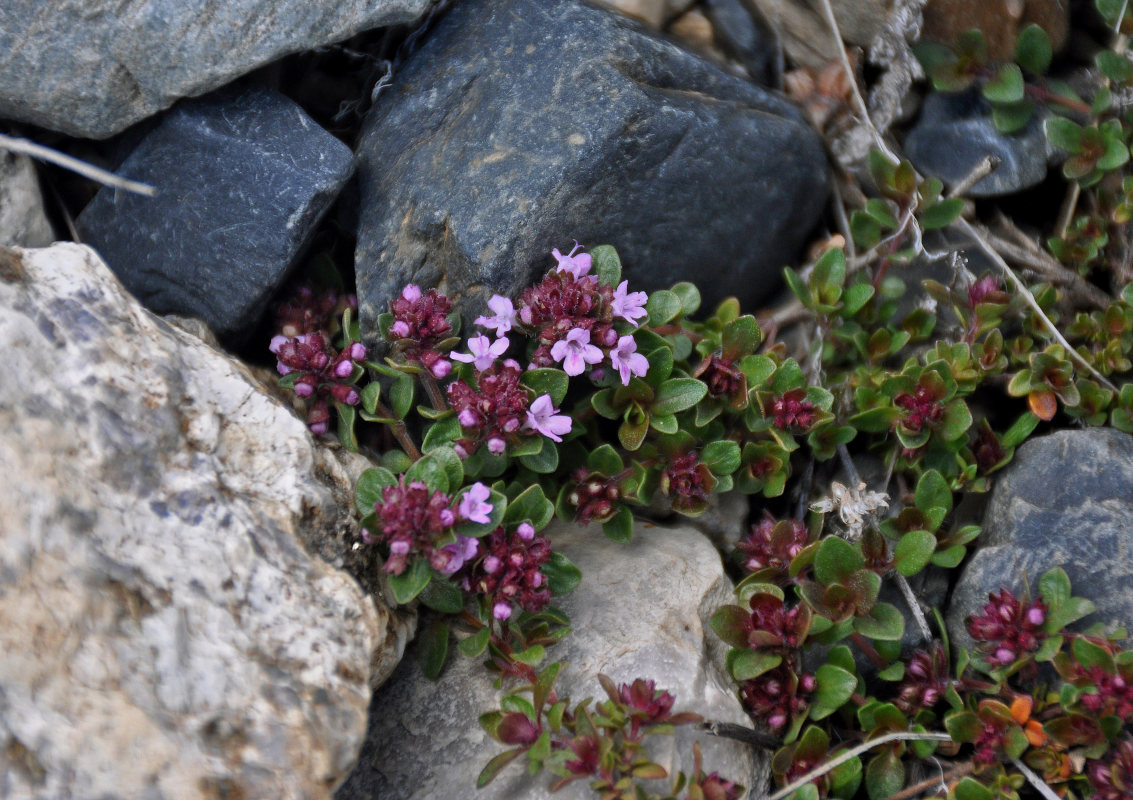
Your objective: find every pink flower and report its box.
[433,535,479,575]
[458,482,493,524]
[401,284,422,302]
[524,394,572,442]
[550,327,603,376]
[609,335,649,385]
[475,294,518,336]
[611,280,648,326]
[552,242,592,278]
[451,334,509,372]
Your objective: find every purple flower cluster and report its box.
[771,389,818,430]
[366,477,488,575]
[895,385,944,433]
[274,285,355,338]
[695,353,746,400]
[661,452,715,513]
[387,284,454,378]
[567,468,622,524]
[466,523,552,620]
[617,678,678,738]
[270,331,367,434]
[746,594,810,651]
[966,588,1048,667]
[894,644,951,713]
[740,665,815,733]
[735,513,808,575]
[1088,737,1133,800]
[446,363,571,455]
[1067,660,1133,720]
[499,244,648,384]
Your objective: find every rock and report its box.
[0,0,431,139]
[77,87,353,343]
[354,0,829,335]
[0,152,54,247]
[904,90,1049,198]
[336,519,769,800]
[922,0,1068,63]
[947,429,1133,654]
[701,0,779,86]
[0,242,412,799]
[744,0,890,69]
[593,0,694,27]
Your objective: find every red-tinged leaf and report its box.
[477,748,525,788]
[710,605,752,649]
[498,712,541,746]
[1028,389,1058,420]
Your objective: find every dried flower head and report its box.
[810,481,889,540]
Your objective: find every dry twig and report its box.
[0,133,155,197]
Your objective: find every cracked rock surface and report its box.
[0,243,411,799]
[336,518,769,800]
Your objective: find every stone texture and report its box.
[701,0,779,85]
[0,243,412,799]
[77,87,354,343]
[947,429,1133,653]
[337,519,770,800]
[0,152,54,248]
[354,0,829,338]
[0,0,431,139]
[593,0,694,27]
[905,90,1050,198]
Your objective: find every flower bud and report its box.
[430,358,452,379]
[493,601,513,620]
[458,409,479,427]
[390,320,410,338]
[517,523,535,541]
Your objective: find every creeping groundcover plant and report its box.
[268,222,1133,798]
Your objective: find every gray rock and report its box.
[354,0,828,336]
[337,519,770,800]
[947,429,1133,654]
[77,87,353,343]
[0,153,54,247]
[0,0,431,139]
[0,243,412,799]
[701,0,779,86]
[904,90,1049,198]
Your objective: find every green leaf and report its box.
[739,354,777,386]
[939,398,973,441]
[811,664,857,719]
[931,544,967,568]
[336,402,358,452]
[646,290,682,325]
[722,315,761,358]
[1097,49,1133,83]
[423,415,462,451]
[381,449,413,474]
[1045,117,1083,153]
[952,777,994,800]
[522,368,569,407]
[1001,410,1039,447]
[702,440,741,475]
[389,559,432,604]
[1016,24,1052,74]
[893,530,938,577]
[842,282,875,316]
[391,373,415,419]
[511,644,545,666]
[459,626,491,657]
[864,750,904,800]
[1048,597,1096,632]
[728,649,782,681]
[854,602,905,641]
[520,442,559,474]
[590,244,622,287]
[587,444,624,475]
[542,551,582,595]
[360,381,382,415]
[503,484,554,530]
[618,414,648,451]
[603,506,634,543]
[914,470,952,528]
[477,748,524,788]
[983,63,1024,103]
[427,444,464,491]
[355,467,398,516]
[650,413,678,433]
[419,618,450,679]
[1038,567,1072,615]
[919,197,964,230]
[406,455,449,494]
[711,606,753,649]
[671,282,701,316]
[652,378,708,415]
[534,662,564,713]
[784,266,812,308]
[814,537,864,586]
[419,577,464,613]
[864,198,898,228]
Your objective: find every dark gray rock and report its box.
[946,429,1133,653]
[77,88,353,342]
[0,0,431,139]
[904,90,1049,198]
[701,0,779,86]
[336,519,769,800]
[354,0,829,337]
